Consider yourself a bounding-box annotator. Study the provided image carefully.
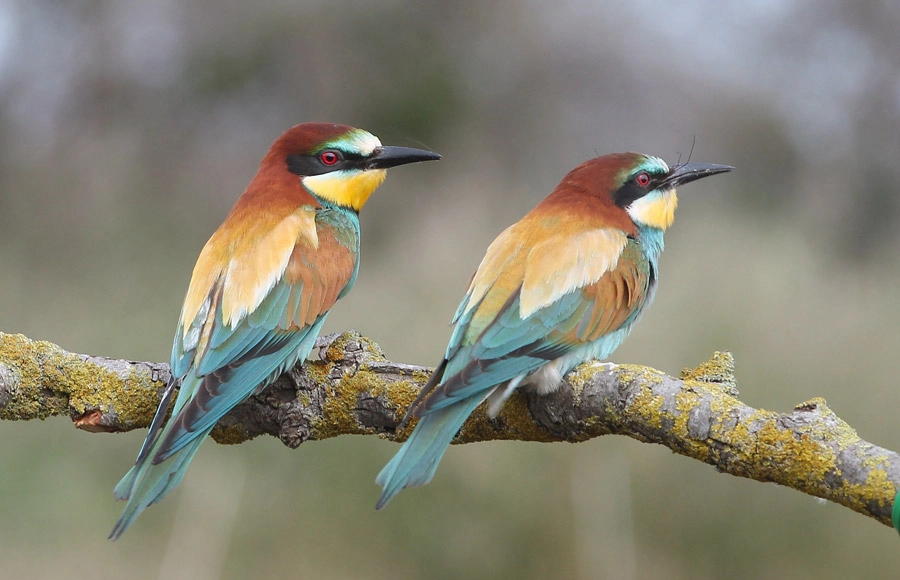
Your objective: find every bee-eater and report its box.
[375,152,732,508]
[110,123,440,539]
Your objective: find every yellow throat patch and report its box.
[302,169,387,212]
[626,189,678,230]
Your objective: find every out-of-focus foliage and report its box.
[1,0,900,578]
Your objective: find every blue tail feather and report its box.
[109,429,210,540]
[375,396,483,509]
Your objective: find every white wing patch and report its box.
[519,228,627,319]
[181,288,212,355]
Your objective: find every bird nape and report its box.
[375,152,732,508]
[109,123,440,540]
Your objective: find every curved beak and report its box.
[662,162,733,189]
[366,145,442,170]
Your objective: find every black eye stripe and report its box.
[612,170,667,208]
[286,152,367,177]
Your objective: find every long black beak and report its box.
[662,162,733,188]
[366,145,441,170]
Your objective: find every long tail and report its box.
[109,426,212,540]
[375,396,483,509]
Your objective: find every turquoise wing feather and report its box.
[376,236,655,508]
[111,208,360,540]
[110,276,329,539]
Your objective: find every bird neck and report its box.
[313,205,362,299]
[636,225,665,266]
[315,205,361,246]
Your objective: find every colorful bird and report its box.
[110,123,440,539]
[375,152,731,508]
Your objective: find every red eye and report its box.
[635,172,651,187]
[319,150,340,165]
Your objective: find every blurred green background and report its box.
[2,0,900,578]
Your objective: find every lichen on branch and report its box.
[0,329,897,528]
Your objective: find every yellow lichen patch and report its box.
[302,358,331,386]
[0,332,164,428]
[837,485,890,523]
[680,351,737,396]
[310,331,435,442]
[628,384,667,433]
[312,365,420,441]
[669,389,720,459]
[0,333,69,420]
[858,467,896,524]
[492,393,556,443]
[756,418,835,475]
[455,404,497,443]
[368,376,423,427]
[793,397,829,413]
[71,364,162,430]
[614,363,667,386]
[674,381,742,429]
[310,364,360,440]
[864,465,895,497]
[615,363,667,429]
[830,447,895,522]
[408,369,434,391]
[567,361,611,386]
[859,449,894,472]
[378,375,434,442]
[210,422,253,445]
[563,362,617,432]
[321,331,388,364]
[789,399,864,453]
[451,399,535,444]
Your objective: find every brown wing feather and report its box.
[282,219,356,328]
[571,240,651,343]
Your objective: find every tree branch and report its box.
[1,330,897,528]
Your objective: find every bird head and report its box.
[264,123,441,212]
[612,153,732,230]
[561,153,732,232]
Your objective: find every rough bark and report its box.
[0,330,896,527]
